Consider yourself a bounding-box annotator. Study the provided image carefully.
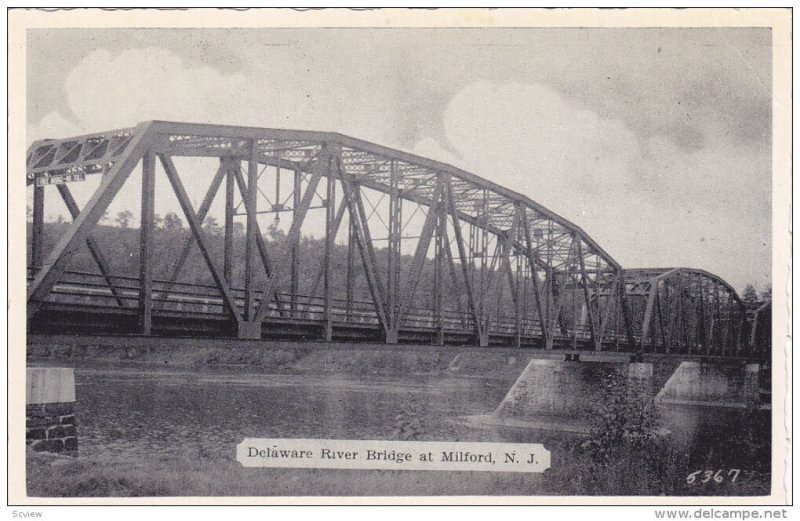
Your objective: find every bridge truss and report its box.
[25,121,759,355]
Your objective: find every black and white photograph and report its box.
[9,7,791,506]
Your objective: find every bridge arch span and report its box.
[26,121,757,357]
[622,268,748,355]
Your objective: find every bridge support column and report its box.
[27,367,77,456]
[744,363,762,408]
[237,321,261,340]
[493,359,654,429]
[31,185,45,272]
[626,362,654,405]
[656,361,763,408]
[478,331,489,347]
[385,329,399,344]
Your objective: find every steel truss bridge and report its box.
[26,121,768,357]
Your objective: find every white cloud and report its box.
[27,111,82,143]
[64,47,249,131]
[413,80,770,292]
[27,52,770,292]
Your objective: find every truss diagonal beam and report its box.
[251,148,327,325]
[159,153,242,323]
[55,184,126,307]
[28,122,153,315]
[158,161,227,307]
[395,181,444,329]
[336,155,390,336]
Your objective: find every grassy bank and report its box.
[27,441,770,498]
[26,341,771,498]
[27,338,531,380]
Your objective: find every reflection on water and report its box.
[70,366,769,473]
[75,368,511,462]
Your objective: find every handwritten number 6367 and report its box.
[686,469,741,484]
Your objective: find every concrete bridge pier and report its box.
[26,367,78,455]
[492,358,654,430]
[655,361,763,408]
[237,321,261,340]
[492,357,764,432]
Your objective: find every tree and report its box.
[233,221,245,237]
[163,212,183,232]
[115,210,134,228]
[742,284,759,309]
[760,286,772,302]
[202,216,222,235]
[154,213,164,229]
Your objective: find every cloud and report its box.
[29,45,405,146]
[27,111,82,143]
[26,49,770,292]
[414,80,770,291]
[63,47,249,131]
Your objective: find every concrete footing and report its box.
[26,367,78,455]
[492,359,652,423]
[656,361,761,408]
[237,321,262,340]
[492,359,763,429]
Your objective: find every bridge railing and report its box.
[27,268,484,332]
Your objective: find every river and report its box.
[29,363,771,496]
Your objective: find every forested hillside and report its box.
[26,216,484,314]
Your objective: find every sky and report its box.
[26,27,772,293]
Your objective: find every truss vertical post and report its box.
[339,167,390,336]
[308,202,347,300]
[478,189,489,346]
[31,185,45,272]
[232,166,287,317]
[521,211,550,349]
[499,205,521,348]
[223,159,235,319]
[346,215,356,321]
[513,255,522,348]
[441,225,466,328]
[224,158,235,290]
[618,274,637,351]
[138,151,156,335]
[386,160,401,344]
[291,167,302,313]
[250,147,327,325]
[443,176,483,346]
[395,182,443,335]
[713,284,722,354]
[640,278,658,352]
[244,140,258,323]
[655,284,667,353]
[699,280,708,354]
[433,199,445,346]
[323,155,335,342]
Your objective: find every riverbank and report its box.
[27,336,534,380]
[25,338,772,498]
[27,441,770,497]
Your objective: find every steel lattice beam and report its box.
[25,121,753,355]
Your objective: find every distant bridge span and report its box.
[25,121,765,357]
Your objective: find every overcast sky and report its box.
[26,28,772,292]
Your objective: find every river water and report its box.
[28,363,770,496]
[66,365,769,468]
